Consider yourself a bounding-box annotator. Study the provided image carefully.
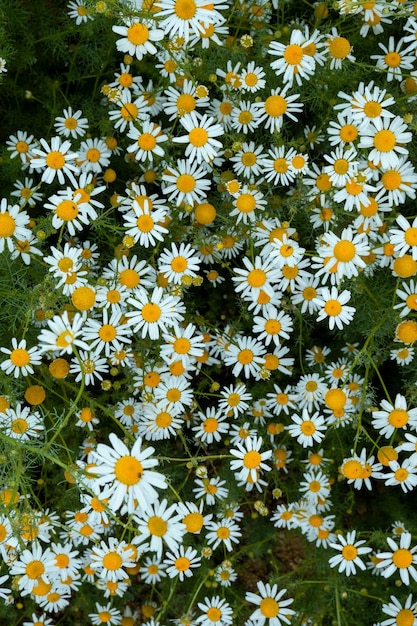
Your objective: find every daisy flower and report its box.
[391,346,415,365]
[196,596,233,626]
[372,393,417,438]
[291,275,322,314]
[254,86,303,133]
[127,120,168,163]
[11,176,42,207]
[193,476,229,506]
[161,324,205,367]
[155,0,227,41]
[340,448,382,490]
[10,542,56,594]
[0,404,43,440]
[69,349,109,386]
[223,335,265,378]
[54,107,88,139]
[299,469,331,504]
[327,110,360,147]
[90,538,135,582]
[287,409,327,448]
[0,338,42,378]
[78,137,111,174]
[112,17,164,60]
[6,130,36,165]
[140,556,167,584]
[376,157,417,206]
[158,242,201,285]
[164,78,209,120]
[44,190,97,236]
[37,311,89,355]
[314,287,356,330]
[329,531,372,575]
[268,28,317,87]
[67,0,92,24]
[89,603,121,626]
[230,436,272,483]
[232,256,281,300]
[173,111,224,164]
[230,141,267,179]
[134,498,185,558]
[323,146,358,187]
[380,594,417,626]
[0,198,31,253]
[240,61,266,92]
[326,28,355,70]
[390,215,417,260]
[384,458,417,493]
[229,185,267,224]
[105,254,156,293]
[120,202,169,251]
[358,116,412,169]
[263,146,298,186]
[371,36,415,81]
[109,62,143,94]
[218,383,252,418]
[108,91,149,133]
[315,227,369,283]
[229,100,263,134]
[126,286,185,340]
[164,545,201,581]
[162,159,211,207]
[153,375,194,414]
[336,80,395,126]
[30,136,79,185]
[245,582,295,626]
[394,280,417,317]
[81,308,131,357]
[376,532,417,584]
[252,306,293,347]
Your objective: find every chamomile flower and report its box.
[315,227,369,282]
[218,383,251,418]
[112,17,164,60]
[69,349,109,386]
[223,335,265,378]
[263,146,298,186]
[390,215,417,260]
[376,532,417,584]
[193,475,229,506]
[252,306,293,347]
[196,596,233,626]
[37,311,89,355]
[0,198,31,253]
[173,111,224,164]
[126,286,185,340]
[161,324,205,367]
[323,146,358,187]
[299,469,331,504]
[89,603,122,626]
[78,137,111,174]
[0,404,43,440]
[394,280,417,317]
[384,458,417,493]
[359,116,412,169]
[10,542,55,594]
[371,36,415,81]
[376,158,417,206]
[329,531,372,575]
[127,121,168,163]
[6,130,36,165]
[291,275,322,314]
[90,538,135,582]
[245,582,295,626]
[81,309,131,357]
[30,136,79,185]
[54,107,88,139]
[254,86,303,133]
[371,393,417,438]
[134,498,186,558]
[155,0,227,42]
[230,141,267,179]
[230,436,272,483]
[315,286,356,330]
[327,110,360,146]
[391,346,415,365]
[240,61,266,92]
[68,0,92,24]
[380,594,417,626]
[91,433,167,514]
[153,375,194,414]
[326,28,355,70]
[164,545,201,581]
[268,28,317,87]
[229,185,267,224]
[229,100,262,134]
[158,242,201,285]
[287,409,327,448]
[1,338,42,378]
[232,256,281,300]
[162,159,211,207]
[45,190,96,236]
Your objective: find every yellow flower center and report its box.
[120,103,138,122]
[148,516,167,536]
[237,348,254,364]
[46,151,65,169]
[342,459,362,479]
[176,173,196,193]
[260,597,279,618]
[114,455,144,486]
[12,418,29,434]
[16,141,29,153]
[381,170,401,190]
[373,129,396,152]
[264,94,287,117]
[175,556,191,571]
[395,468,409,483]
[171,255,188,272]
[303,286,317,301]
[98,324,117,342]
[325,388,346,410]
[334,158,349,175]
[328,36,351,59]
[177,93,196,114]
[138,133,157,151]
[305,380,318,392]
[0,212,16,237]
[324,299,342,316]
[102,552,123,571]
[388,409,409,428]
[10,348,31,367]
[26,560,45,579]
[405,227,417,246]
[207,607,222,622]
[385,51,401,67]
[238,110,253,124]
[189,127,209,147]
[136,214,154,234]
[127,23,149,45]
[392,548,413,568]
[56,330,74,348]
[236,193,256,213]
[396,609,415,626]
[340,124,358,142]
[119,73,133,87]
[342,544,358,560]
[396,320,417,344]
[300,420,316,435]
[334,240,355,262]
[284,43,304,65]
[142,302,162,322]
[363,101,382,118]
[72,286,96,311]
[243,449,262,468]
[247,268,267,287]
[265,319,281,334]
[174,0,197,19]
[242,152,257,167]
[406,293,417,310]
[183,511,204,533]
